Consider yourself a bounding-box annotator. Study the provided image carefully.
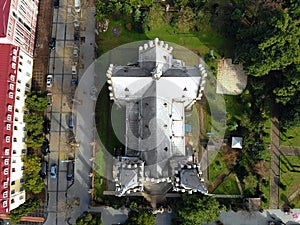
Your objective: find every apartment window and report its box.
[13,138,17,142]
[4,168,9,175]
[5,136,10,143]
[3,182,8,188]
[17,88,20,92]
[12,62,16,69]
[12,55,17,62]
[12,168,15,172]
[14,126,18,130]
[25,83,30,88]
[20,178,24,183]
[16,96,20,100]
[19,195,24,200]
[13,150,16,154]
[7,104,12,112]
[15,117,18,122]
[3,191,8,198]
[15,108,19,113]
[7,114,12,121]
[4,159,9,165]
[4,148,9,156]
[24,109,28,115]
[11,199,14,204]
[19,62,23,66]
[27,59,31,65]
[10,74,15,81]
[6,124,11,131]
[21,166,24,170]
[9,83,14,90]
[20,187,24,192]
[17,80,21,83]
[18,68,22,72]
[20,55,23,59]
[12,11,17,17]
[12,159,16,163]
[26,72,31,76]
[8,92,14,99]
[21,149,26,154]
[3,201,7,208]
[11,181,15,185]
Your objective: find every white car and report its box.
[47,75,53,87]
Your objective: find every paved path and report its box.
[269,117,281,209]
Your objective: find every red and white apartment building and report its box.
[0,0,39,214]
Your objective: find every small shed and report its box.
[232,137,243,149]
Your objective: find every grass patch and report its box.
[208,151,229,182]
[280,156,300,206]
[95,84,125,155]
[280,125,300,147]
[288,194,300,208]
[261,161,270,209]
[212,173,240,195]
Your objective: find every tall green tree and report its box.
[76,212,102,225]
[236,10,300,76]
[176,7,195,32]
[24,113,44,133]
[9,198,40,224]
[25,91,48,111]
[23,156,44,194]
[177,194,224,225]
[124,210,155,225]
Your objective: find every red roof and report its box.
[0,0,11,37]
[0,43,19,214]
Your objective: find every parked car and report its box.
[47,93,53,106]
[74,31,79,42]
[42,139,50,156]
[49,38,56,50]
[43,118,51,134]
[71,65,77,75]
[40,161,48,178]
[69,114,74,130]
[66,162,74,181]
[46,74,53,87]
[54,0,59,8]
[50,164,57,179]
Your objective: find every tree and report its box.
[23,156,45,194]
[25,134,44,148]
[9,198,40,224]
[124,210,155,225]
[236,10,300,77]
[25,91,48,111]
[76,212,102,225]
[177,194,224,225]
[273,64,300,105]
[24,113,44,133]
[176,7,196,32]
[147,3,165,30]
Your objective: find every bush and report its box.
[9,199,40,224]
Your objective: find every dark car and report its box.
[42,139,50,156]
[54,0,59,8]
[66,162,74,181]
[74,31,79,42]
[43,118,51,134]
[49,38,56,50]
[40,161,48,178]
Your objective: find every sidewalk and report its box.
[215,209,300,225]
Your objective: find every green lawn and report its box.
[208,151,229,182]
[98,17,233,57]
[261,161,271,209]
[280,125,300,147]
[280,156,300,206]
[212,173,240,195]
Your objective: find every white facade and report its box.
[9,50,32,210]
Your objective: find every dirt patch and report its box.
[32,0,53,91]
